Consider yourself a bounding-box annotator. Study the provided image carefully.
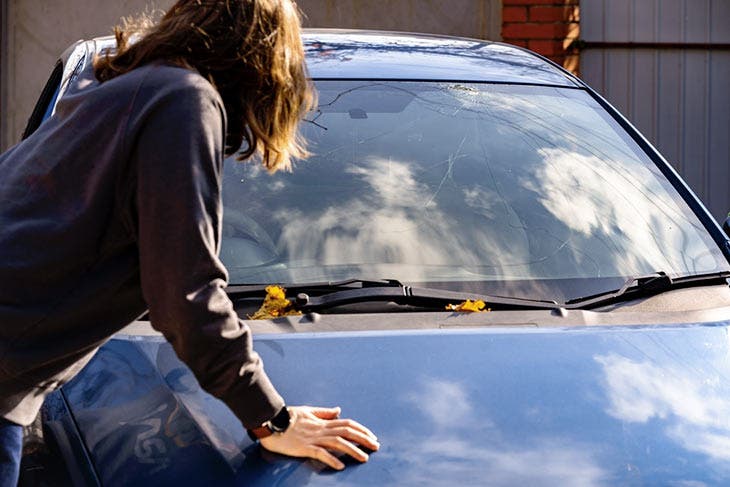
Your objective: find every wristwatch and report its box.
[247,406,291,441]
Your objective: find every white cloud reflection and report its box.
[405,378,475,429]
[225,88,724,285]
[525,148,716,276]
[381,377,609,486]
[597,353,730,464]
[272,157,516,282]
[262,143,719,286]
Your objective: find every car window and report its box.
[220,81,729,302]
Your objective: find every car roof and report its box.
[83,30,580,88]
[302,29,580,87]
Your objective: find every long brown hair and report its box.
[94,0,314,172]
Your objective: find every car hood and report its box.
[49,318,730,486]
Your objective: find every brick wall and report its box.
[501,0,580,75]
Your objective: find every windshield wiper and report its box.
[563,271,730,309]
[228,271,730,313]
[293,285,558,313]
[226,278,404,299]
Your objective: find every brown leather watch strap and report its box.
[247,424,273,440]
[247,406,290,441]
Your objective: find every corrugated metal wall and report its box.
[580,0,730,221]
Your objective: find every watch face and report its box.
[270,406,291,432]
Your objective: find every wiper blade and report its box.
[226,278,403,299]
[228,271,730,312]
[564,271,730,309]
[294,286,558,313]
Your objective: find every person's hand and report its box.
[259,406,379,470]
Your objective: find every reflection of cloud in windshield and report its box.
[381,377,608,486]
[526,148,714,275]
[272,157,514,282]
[597,353,730,464]
[223,81,725,286]
[349,158,421,207]
[462,186,500,219]
[275,157,450,266]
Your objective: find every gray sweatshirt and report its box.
[0,61,284,428]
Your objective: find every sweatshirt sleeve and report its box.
[130,71,284,429]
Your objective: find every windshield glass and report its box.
[220,81,729,301]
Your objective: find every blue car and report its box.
[19,30,730,486]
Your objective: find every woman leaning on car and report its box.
[0,0,378,483]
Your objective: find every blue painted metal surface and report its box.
[54,322,730,485]
[303,30,579,86]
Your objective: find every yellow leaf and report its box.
[265,285,286,300]
[249,285,303,320]
[445,299,490,313]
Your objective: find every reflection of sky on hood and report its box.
[598,351,730,468]
[251,330,625,486]
[70,325,730,484]
[389,378,609,486]
[221,81,727,289]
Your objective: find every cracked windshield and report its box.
[221,81,728,302]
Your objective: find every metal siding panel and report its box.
[605,50,632,120]
[707,51,730,219]
[656,51,683,172]
[711,0,730,43]
[578,0,605,89]
[604,0,631,43]
[657,0,683,43]
[684,0,711,43]
[630,50,657,142]
[633,0,657,43]
[578,0,729,221]
[681,51,709,197]
[579,50,605,93]
[580,0,605,42]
